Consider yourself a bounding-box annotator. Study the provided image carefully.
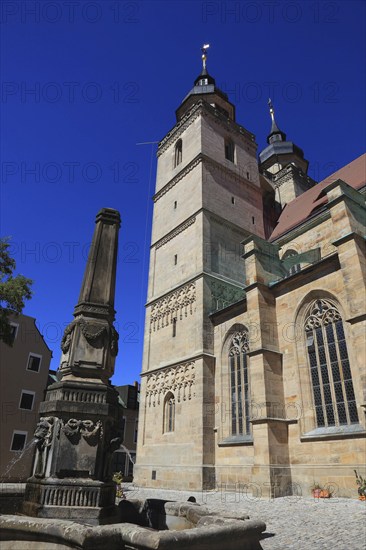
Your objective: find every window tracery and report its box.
[228,329,250,436]
[304,299,358,427]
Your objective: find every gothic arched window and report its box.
[224,138,235,162]
[229,330,250,435]
[163,392,175,433]
[283,249,301,276]
[174,139,182,167]
[304,299,359,428]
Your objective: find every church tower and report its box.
[134,47,266,490]
[259,100,316,206]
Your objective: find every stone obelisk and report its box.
[23,208,123,524]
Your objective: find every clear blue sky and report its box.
[1,0,365,385]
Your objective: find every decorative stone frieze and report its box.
[154,157,202,202]
[154,151,258,203]
[157,104,205,156]
[62,419,102,439]
[154,217,196,249]
[157,100,255,158]
[150,282,196,331]
[45,387,106,404]
[24,480,111,508]
[145,361,196,406]
[61,318,119,357]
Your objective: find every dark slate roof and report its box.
[259,141,305,165]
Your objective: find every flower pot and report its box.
[312,488,331,498]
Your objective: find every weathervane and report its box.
[201,43,210,70]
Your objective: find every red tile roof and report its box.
[269,153,366,241]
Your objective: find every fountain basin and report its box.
[0,497,266,550]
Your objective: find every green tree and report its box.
[0,238,33,345]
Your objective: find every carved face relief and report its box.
[34,417,54,447]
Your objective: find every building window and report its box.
[174,254,177,265]
[231,196,235,205]
[305,299,359,428]
[229,329,250,436]
[163,392,175,433]
[10,431,27,452]
[1,322,19,345]
[27,354,42,372]
[225,138,235,162]
[9,323,19,344]
[283,249,301,276]
[174,201,177,209]
[174,139,182,167]
[134,420,138,443]
[19,391,35,411]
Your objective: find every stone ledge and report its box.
[251,417,297,425]
[300,424,366,442]
[218,436,253,447]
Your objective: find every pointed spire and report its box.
[267,98,286,144]
[268,98,280,134]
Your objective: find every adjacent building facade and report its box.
[112,383,139,480]
[134,59,366,497]
[0,314,52,482]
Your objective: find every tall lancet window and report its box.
[174,139,182,167]
[305,299,359,428]
[225,138,235,162]
[229,330,250,435]
[163,392,175,433]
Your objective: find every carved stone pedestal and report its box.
[22,380,123,524]
[23,478,118,524]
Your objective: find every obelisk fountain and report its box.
[22,208,123,524]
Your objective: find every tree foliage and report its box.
[0,238,33,345]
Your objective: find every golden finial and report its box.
[201,44,210,70]
[268,98,275,122]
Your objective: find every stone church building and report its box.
[134,58,366,498]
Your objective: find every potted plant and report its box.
[311,482,331,498]
[311,483,322,498]
[354,470,366,501]
[113,471,126,500]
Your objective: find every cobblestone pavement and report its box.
[122,483,366,550]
